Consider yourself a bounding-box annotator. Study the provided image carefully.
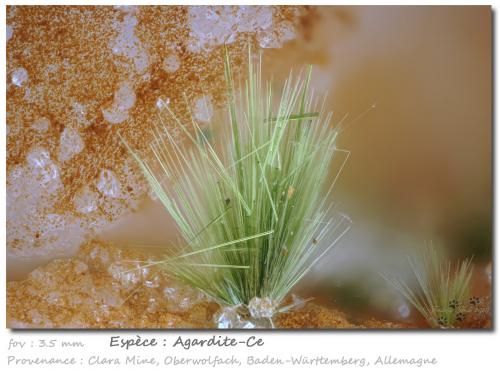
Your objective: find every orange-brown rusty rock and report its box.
[7,240,413,329]
[7,5,309,257]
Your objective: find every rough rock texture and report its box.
[6,5,308,258]
[7,240,217,328]
[7,240,408,329]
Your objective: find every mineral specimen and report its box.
[7,240,411,329]
[7,5,307,259]
[7,240,217,328]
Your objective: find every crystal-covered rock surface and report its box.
[7,240,412,329]
[7,5,306,259]
[7,240,217,328]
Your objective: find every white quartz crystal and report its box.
[114,81,136,111]
[31,117,50,133]
[102,81,136,124]
[73,186,98,214]
[7,24,13,42]
[215,304,271,329]
[187,6,275,53]
[59,127,84,162]
[26,147,61,188]
[248,297,276,319]
[215,306,243,329]
[110,12,149,74]
[163,283,204,312]
[96,169,123,198]
[162,54,181,73]
[11,67,28,87]
[102,105,130,124]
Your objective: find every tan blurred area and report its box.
[256,6,492,318]
[333,6,491,249]
[272,6,491,244]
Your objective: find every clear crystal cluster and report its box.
[248,297,277,319]
[215,306,269,329]
[7,241,216,328]
[215,297,278,329]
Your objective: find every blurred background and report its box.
[7,6,491,324]
[279,6,492,322]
